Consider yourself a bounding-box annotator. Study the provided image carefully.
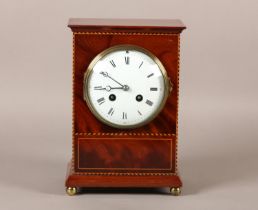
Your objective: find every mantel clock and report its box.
[65,18,186,195]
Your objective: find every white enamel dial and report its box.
[84,45,170,129]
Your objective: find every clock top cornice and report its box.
[68,18,186,34]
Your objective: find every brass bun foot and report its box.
[170,187,181,196]
[66,187,77,196]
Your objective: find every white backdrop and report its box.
[0,0,258,209]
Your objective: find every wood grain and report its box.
[76,137,174,173]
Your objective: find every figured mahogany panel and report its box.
[77,137,172,171]
[73,33,179,134]
[74,134,176,173]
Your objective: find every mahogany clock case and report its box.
[66,18,186,189]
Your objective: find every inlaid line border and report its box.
[71,32,181,176]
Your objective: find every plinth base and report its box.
[65,161,182,195]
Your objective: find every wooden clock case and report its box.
[65,18,186,195]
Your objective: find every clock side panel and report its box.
[73,33,179,134]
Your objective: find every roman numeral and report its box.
[122,112,127,119]
[138,61,143,69]
[146,100,153,106]
[150,87,158,91]
[138,110,142,116]
[110,60,116,67]
[94,86,102,90]
[125,56,130,65]
[108,108,114,116]
[147,73,154,78]
[97,97,105,105]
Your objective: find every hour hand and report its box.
[94,85,124,91]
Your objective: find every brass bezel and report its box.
[83,44,171,129]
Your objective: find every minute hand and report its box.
[100,72,129,91]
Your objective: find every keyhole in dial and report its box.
[136,94,143,102]
[109,94,116,101]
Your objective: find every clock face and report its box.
[84,45,170,129]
